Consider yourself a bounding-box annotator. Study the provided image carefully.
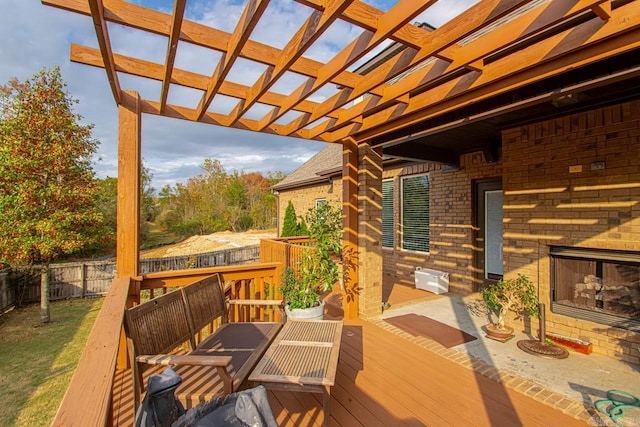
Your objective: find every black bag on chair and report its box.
[135,367,186,427]
[172,385,278,427]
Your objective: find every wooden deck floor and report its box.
[113,316,586,426]
[112,278,588,425]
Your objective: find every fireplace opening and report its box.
[550,246,640,331]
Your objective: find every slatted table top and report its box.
[249,320,343,387]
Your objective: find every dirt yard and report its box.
[141,229,277,259]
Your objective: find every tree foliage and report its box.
[0,67,106,323]
[0,67,105,265]
[281,201,298,237]
[93,164,156,253]
[157,158,282,237]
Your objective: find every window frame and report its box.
[315,198,327,209]
[400,173,430,253]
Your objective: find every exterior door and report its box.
[474,179,503,290]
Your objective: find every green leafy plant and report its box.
[480,274,539,330]
[280,202,342,309]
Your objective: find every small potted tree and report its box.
[480,274,539,340]
[280,202,342,320]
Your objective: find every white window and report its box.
[315,198,327,209]
[401,174,429,253]
[382,179,394,248]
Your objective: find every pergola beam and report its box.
[69,44,343,120]
[337,1,640,143]
[227,0,354,126]
[306,0,610,139]
[160,0,186,113]
[44,0,640,144]
[296,0,434,49]
[283,0,539,136]
[87,0,121,104]
[196,0,269,120]
[257,0,437,131]
[43,0,367,90]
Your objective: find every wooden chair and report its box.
[124,274,282,409]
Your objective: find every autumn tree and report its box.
[242,172,276,229]
[0,67,105,324]
[225,172,251,231]
[156,158,281,236]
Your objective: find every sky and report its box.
[0,0,478,190]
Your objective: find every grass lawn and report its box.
[0,297,103,426]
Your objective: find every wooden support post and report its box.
[342,139,359,320]
[116,91,142,280]
[116,91,142,369]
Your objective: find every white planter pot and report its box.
[285,300,325,320]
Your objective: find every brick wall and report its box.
[358,145,383,318]
[382,155,501,294]
[275,100,640,363]
[502,100,640,364]
[276,181,342,235]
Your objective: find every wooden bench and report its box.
[124,273,283,409]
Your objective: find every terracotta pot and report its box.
[485,323,514,340]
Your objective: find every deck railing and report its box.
[52,262,283,426]
[260,237,314,272]
[52,276,131,427]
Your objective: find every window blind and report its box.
[382,180,394,248]
[401,174,429,252]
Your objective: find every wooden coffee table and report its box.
[249,319,343,426]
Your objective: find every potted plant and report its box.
[280,202,342,320]
[480,274,539,340]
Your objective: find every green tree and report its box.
[0,67,105,324]
[140,164,157,241]
[93,176,117,253]
[225,172,250,231]
[281,201,298,237]
[93,164,155,253]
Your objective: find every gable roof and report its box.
[271,144,342,192]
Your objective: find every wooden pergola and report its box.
[43,0,640,304]
[41,0,640,425]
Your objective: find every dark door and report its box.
[473,179,503,290]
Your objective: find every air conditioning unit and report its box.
[414,267,449,294]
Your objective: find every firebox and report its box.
[550,246,640,332]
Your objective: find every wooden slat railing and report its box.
[260,237,314,271]
[52,276,131,427]
[135,263,285,323]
